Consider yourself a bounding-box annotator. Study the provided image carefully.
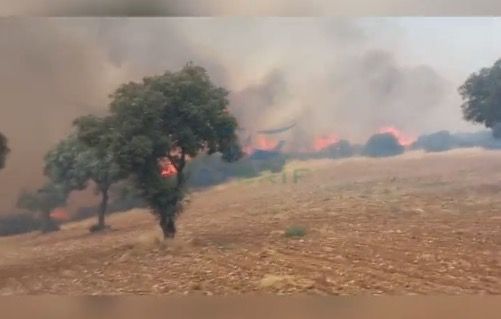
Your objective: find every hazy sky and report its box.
[387,18,501,79]
[1,17,501,211]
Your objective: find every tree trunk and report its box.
[159,213,176,239]
[98,187,109,228]
[160,155,185,239]
[170,153,185,191]
[90,187,109,233]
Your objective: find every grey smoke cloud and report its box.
[316,50,447,138]
[0,18,124,212]
[230,70,290,130]
[93,18,469,143]
[0,17,474,212]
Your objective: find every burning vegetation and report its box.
[6,110,497,238]
[160,158,178,178]
[313,134,340,152]
[5,53,501,240]
[1,63,242,238]
[378,126,415,147]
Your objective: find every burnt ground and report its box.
[1,149,501,295]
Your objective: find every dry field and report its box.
[1,149,501,295]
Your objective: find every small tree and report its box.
[45,117,127,232]
[16,183,67,233]
[44,135,90,190]
[0,131,9,170]
[108,63,242,238]
[459,58,501,138]
[73,115,128,231]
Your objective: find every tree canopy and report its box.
[0,131,9,170]
[45,117,127,231]
[16,182,67,233]
[107,63,242,238]
[459,58,501,136]
[44,134,91,191]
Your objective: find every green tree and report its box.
[73,115,128,231]
[108,63,242,238]
[459,58,501,137]
[0,131,9,170]
[45,117,127,232]
[16,182,67,233]
[44,135,90,191]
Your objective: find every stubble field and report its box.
[1,149,501,295]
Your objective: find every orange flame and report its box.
[160,158,177,177]
[313,133,340,151]
[243,135,279,155]
[255,135,278,150]
[378,126,415,146]
[50,208,70,222]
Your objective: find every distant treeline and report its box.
[3,129,501,237]
[411,130,501,152]
[187,129,501,189]
[0,182,145,237]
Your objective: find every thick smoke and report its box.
[293,49,448,143]
[0,18,464,213]
[0,19,125,212]
[89,19,450,144]
[230,70,290,130]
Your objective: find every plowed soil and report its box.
[1,149,501,295]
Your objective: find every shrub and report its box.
[285,226,306,238]
[363,133,404,157]
[0,212,41,236]
[412,130,455,152]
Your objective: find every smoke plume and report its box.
[0,18,466,213]
[0,19,125,212]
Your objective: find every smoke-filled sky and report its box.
[1,17,501,211]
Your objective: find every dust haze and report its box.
[0,18,475,212]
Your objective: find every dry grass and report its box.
[1,149,501,295]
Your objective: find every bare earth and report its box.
[1,149,501,295]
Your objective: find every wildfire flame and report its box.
[313,133,340,151]
[160,158,178,177]
[378,126,415,146]
[50,208,70,222]
[243,135,279,155]
[255,135,278,150]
